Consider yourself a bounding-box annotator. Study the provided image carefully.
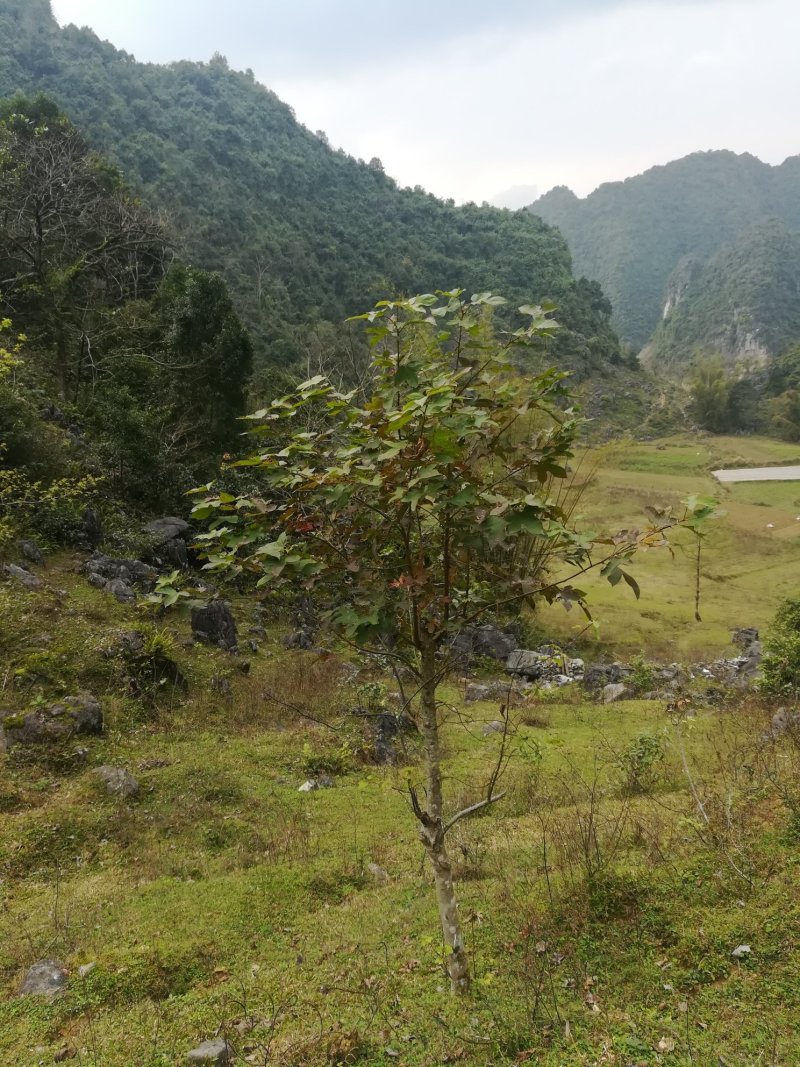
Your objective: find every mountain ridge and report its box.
[531,149,800,357]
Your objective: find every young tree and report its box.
[190,291,675,993]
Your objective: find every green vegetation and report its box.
[532,151,800,357]
[0,95,252,533]
[650,220,800,370]
[760,596,800,696]
[536,434,800,659]
[0,0,622,387]
[2,551,800,1064]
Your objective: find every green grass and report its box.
[2,536,800,1065]
[537,434,800,659]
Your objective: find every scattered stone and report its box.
[3,563,43,590]
[298,774,334,792]
[186,1038,233,1065]
[139,757,170,770]
[18,539,44,565]
[77,962,96,979]
[248,625,266,639]
[19,960,68,997]
[211,676,233,699]
[482,720,507,736]
[54,1046,76,1062]
[368,862,389,884]
[584,663,628,689]
[602,683,629,704]
[84,552,156,590]
[95,766,139,798]
[731,944,752,958]
[450,624,519,668]
[245,639,259,654]
[506,647,584,685]
[282,626,315,650]
[0,694,103,752]
[191,600,238,652]
[106,577,136,604]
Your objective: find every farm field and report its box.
[539,434,800,660]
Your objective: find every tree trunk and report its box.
[418,640,470,994]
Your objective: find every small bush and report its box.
[616,732,665,794]
[628,652,657,694]
[760,596,800,695]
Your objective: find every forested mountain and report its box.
[532,150,800,357]
[0,0,622,389]
[647,220,800,369]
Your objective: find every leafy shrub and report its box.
[760,596,800,695]
[628,653,657,694]
[616,732,665,794]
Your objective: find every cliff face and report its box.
[647,220,800,368]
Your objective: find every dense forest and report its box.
[533,150,800,357]
[0,0,622,394]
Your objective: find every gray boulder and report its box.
[143,516,190,541]
[186,1039,233,1065]
[450,624,519,668]
[192,600,238,652]
[144,517,190,568]
[584,663,628,689]
[19,539,44,565]
[602,683,629,704]
[3,563,43,591]
[19,960,68,997]
[84,552,157,590]
[95,766,140,798]
[1,694,103,752]
[106,578,136,604]
[482,720,507,736]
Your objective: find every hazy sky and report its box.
[50,0,798,205]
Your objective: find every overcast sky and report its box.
[50,0,798,205]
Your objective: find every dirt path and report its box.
[713,465,800,482]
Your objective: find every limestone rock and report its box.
[191,600,238,652]
[3,563,43,590]
[143,516,190,541]
[1,694,103,752]
[602,683,629,704]
[19,539,45,565]
[95,766,139,798]
[19,960,68,997]
[186,1038,233,1065]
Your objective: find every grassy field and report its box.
[538,434,800,660]
[2,497,800,1065]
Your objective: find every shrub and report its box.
[616,732,665,794]
[760,596,800,695]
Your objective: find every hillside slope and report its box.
[647,219,800,369]
[0,0,621,384]
[532,150,800,357]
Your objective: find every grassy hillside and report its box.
[0,0,621,385]
[531,151,800,356]
[3,553,800,1065]
[4,433,800,1064]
